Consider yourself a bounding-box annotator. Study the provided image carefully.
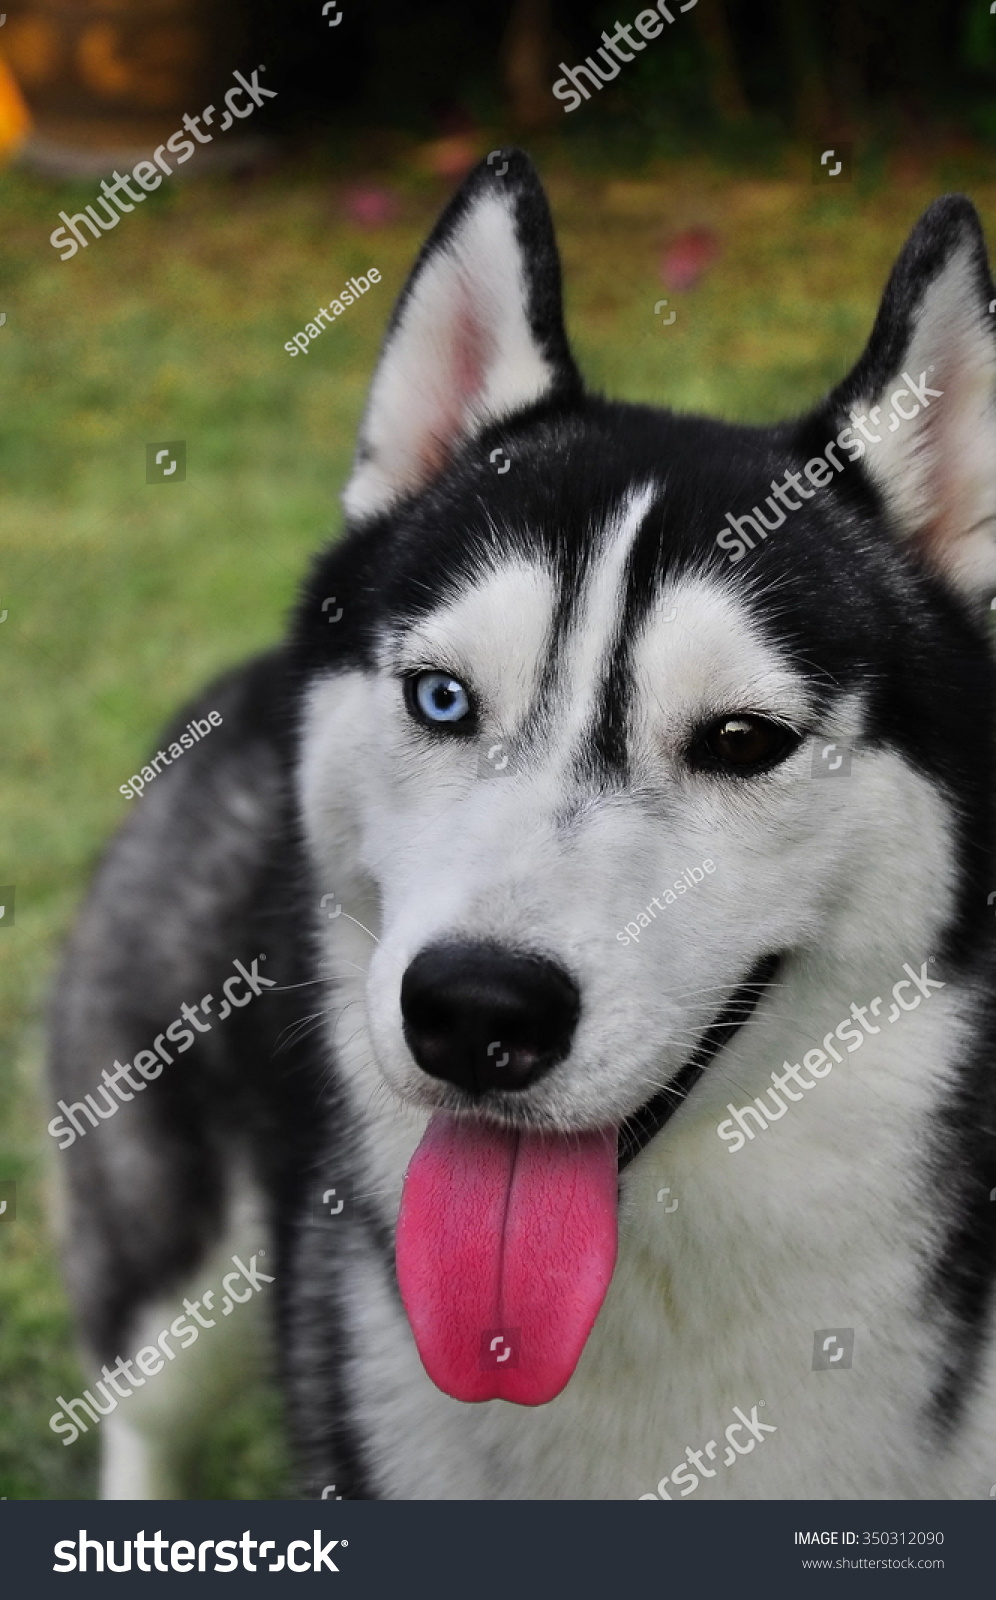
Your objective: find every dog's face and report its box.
[293,153,996,1403]
[295,153,996,1144]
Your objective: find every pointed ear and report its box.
[822,196,996,601]
[342,150,582,523]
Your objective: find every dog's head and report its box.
[292,152,996,1403]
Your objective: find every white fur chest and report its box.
[472,980,971,1500]
[344,971,988,1500]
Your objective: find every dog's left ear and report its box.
[343,150,582,523]
[822,195,996,600]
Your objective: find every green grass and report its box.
[1,140,994,1498]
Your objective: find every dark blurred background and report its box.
[3,1,996,168]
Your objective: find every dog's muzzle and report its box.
[394,948,783,1407]
[618,950,783,1170]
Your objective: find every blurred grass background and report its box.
[2,0,996,1502]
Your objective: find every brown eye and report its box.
[691,715,798,773]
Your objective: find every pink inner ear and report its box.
[420,293,494,480]
[453,299,491,408]
[914,348,977,569]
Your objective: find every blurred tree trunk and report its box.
[777,0,831,135]
[830,0,868,121]
[692,0,750,122]
[501,0,558,130]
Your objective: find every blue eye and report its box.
[409,671,472,727]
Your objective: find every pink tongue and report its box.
[396,1113,618,1405]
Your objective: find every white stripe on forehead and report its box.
[550,483,656,753]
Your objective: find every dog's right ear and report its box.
[343,150,582,524]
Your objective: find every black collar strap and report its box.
[617,952,783,1172]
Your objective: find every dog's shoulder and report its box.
[53,648,295,1037]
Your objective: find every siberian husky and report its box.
[50,152,996,1500]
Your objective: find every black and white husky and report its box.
[51,152,996,1500]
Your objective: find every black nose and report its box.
[400,942,581,1096]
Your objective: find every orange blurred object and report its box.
[412,135,482,181]
[0,1,253,177]
[0,49,33,162]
